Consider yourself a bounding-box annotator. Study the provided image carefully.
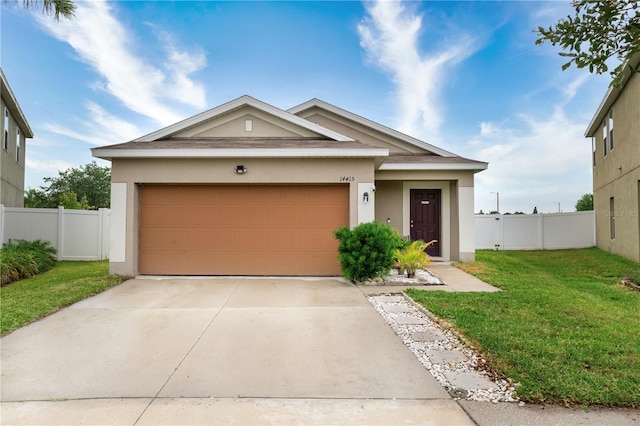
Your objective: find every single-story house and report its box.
[92,96,487,276]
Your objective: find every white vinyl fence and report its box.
[0,205,110,260]
[475,211,595,250]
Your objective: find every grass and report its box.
[406,248,640,408]
[1,260,128,336]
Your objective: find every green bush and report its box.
[334,222,406,283]
[0,240,57,286]
[626,269,640,285]
[395,240,434,278]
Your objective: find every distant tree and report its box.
[513,211,525,215]
[535,0,640,87]
[477,209,485,215]
[489,210,499,215]
[533,206,538,214]
[58,192,93,210]
[24,162,110,210]
[3,0,76,20]
[575,193,594,211]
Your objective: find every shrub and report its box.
[626,269,640,286]
[334,222,406,283]
[0,240,57,286]
[394,240,435,278]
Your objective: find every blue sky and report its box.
[1,0,612,213]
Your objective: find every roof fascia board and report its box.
[288,98,457,157]
[0,68,34,138]
[585,85,618,137]
[92,147,389,159]
[585,53,640,136]
[378,162,488,171]
[134,95,354,142]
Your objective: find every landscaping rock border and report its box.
[363,268,444,286]
[621,278,640,292]
[368,293,520,404]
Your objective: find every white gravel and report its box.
[366,268,444,286]
[368,293,520,403]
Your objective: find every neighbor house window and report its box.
[610,197,616,239]
[3,109,8,150]
[608,110,614,151]
[592,137,596,167]
[16,128,20,162]
[602,120,608,156]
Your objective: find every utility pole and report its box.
[491,192,500,213]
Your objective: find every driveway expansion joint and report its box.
[133,278,245,424]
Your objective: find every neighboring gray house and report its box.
[1,68,33,207]
[585,54,640,262]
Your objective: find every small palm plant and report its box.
[394,240,437,278]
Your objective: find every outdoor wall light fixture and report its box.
[234,165,247,174]
[363,192,369,204]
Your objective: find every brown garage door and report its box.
[139,184,349,276]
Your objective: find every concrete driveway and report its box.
[1,277,472,425]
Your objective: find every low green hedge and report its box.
[334,222,407,283]
[0,240,57,286]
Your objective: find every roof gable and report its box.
[288,98,456,157]
[135,95,353,142]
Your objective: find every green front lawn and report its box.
[1,261,128,335]
[407,248,640,407]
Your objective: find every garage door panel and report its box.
[140,249,341,276]
[139,185,348,275]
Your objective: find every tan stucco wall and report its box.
[592,71,640,261]
[374,180,403,233]
[109,157,375,275]
[0,97,26,207]
[594,172,640,261]
[375,170,475,187]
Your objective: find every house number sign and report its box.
[339,176,355,182]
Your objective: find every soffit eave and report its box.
[0,68,34,138]
[376,162,488,172]
[585,53,640,137]
[91,147,389,160]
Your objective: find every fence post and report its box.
[98,208,110,260]
[538,213,544,249]
[0,204,4,246]
[97,208,103,260]
[56,206,64,260]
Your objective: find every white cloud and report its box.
[25,158,76,180]
[561,73,590,103]
[357,1,477,138]
[38,0,206,126]
[470,106,592,213]
[42,102,141,146]
[479,121,498,137]
[153,27,207,108]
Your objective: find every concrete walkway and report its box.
[360,262,501,295]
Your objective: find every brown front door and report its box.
[410,189,441,257]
